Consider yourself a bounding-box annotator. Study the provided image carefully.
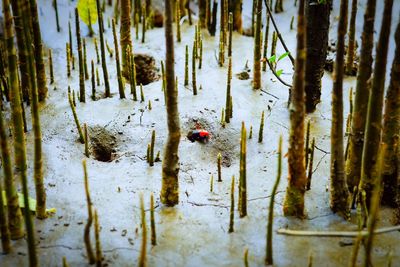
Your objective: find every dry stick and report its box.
[112,19,126,99]
[239,122,247,217]
[129,47,138,101]
[94,38,100,64]
[348,234,362,267]
[49,49,54,84]
[75,9,85,102]
[258,111,264,143]
[199,38,203,69]
[263,0,295,65]
[94,210,102,267]
[96,0,111,97]
[66,43,71,77]
[224,57,232,123]
[106,41,113,57]
[135,13,140,40]
[306,138,315,190]
[62,257,70,267]
[141,4,146,43]
[290,15,294,30]
[84,123,90,157]
[275,0,283,13]
[149,130,155,166]
[228,12,233,57]
[176,0,181,42]
[91,60,96,100]
[30,0,47,101]
[68,90,85,143]
[96,68,100,86]
[83,39,89,80]
[305,119,311,168]
[138,193,147,267]
[277,225,400,237]
[265,135,282,265]
[68,21,75,70]
[244,248,249,267]
[82,160,96,264]
[364,144,386,266]
[253,0,262,89]
[54,0,61,32]
[228,175,235,233]
[140,84,144,102]
[192,42,197,95]
[346,0,358,74]
[88,8,94,37]
[184,45,189,86]
[150,193,156,246]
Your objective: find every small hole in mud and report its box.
[88,126,117,162]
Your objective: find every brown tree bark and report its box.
[161,0,181,206]
[330,0,350,218]
[381,20,400,206]
[345,0,376,191]
[304,0,330,113]
[29,0,47,101]
[360,0,394,205]
[283,0,307,218]
[120,0,132,77]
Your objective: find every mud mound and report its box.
[88,126,117,162]
[134,54,160,85]
[183,116,240,167]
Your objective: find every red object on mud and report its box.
[187,129,210,143]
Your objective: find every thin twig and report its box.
[264,0,295,65]
[262,58,292,88]
[277,225,400,237]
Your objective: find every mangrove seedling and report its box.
[83,160,95,264]
[150,193,156,246]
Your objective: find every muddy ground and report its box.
[1,0,400,266]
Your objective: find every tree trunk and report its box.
[11,0,30,103]
[1,0,24,240]
[304,0,330,113]
[345,0,358,75]
[9,0,38,264]
[283,0,307,218]
[252,0,262,89]
[120,0,131,77]
[330,0,350,218]
[29,0,47,101]
[381,21,400,206]
[230,0,242,32]
[345,0,376,192]
[161,0,181,207]
[360,0,394,205]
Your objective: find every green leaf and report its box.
[77,0,98,26]
[268,55,277,63]
[276,69,283,77]
[2,191,56,215]
[278,52,290,62]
